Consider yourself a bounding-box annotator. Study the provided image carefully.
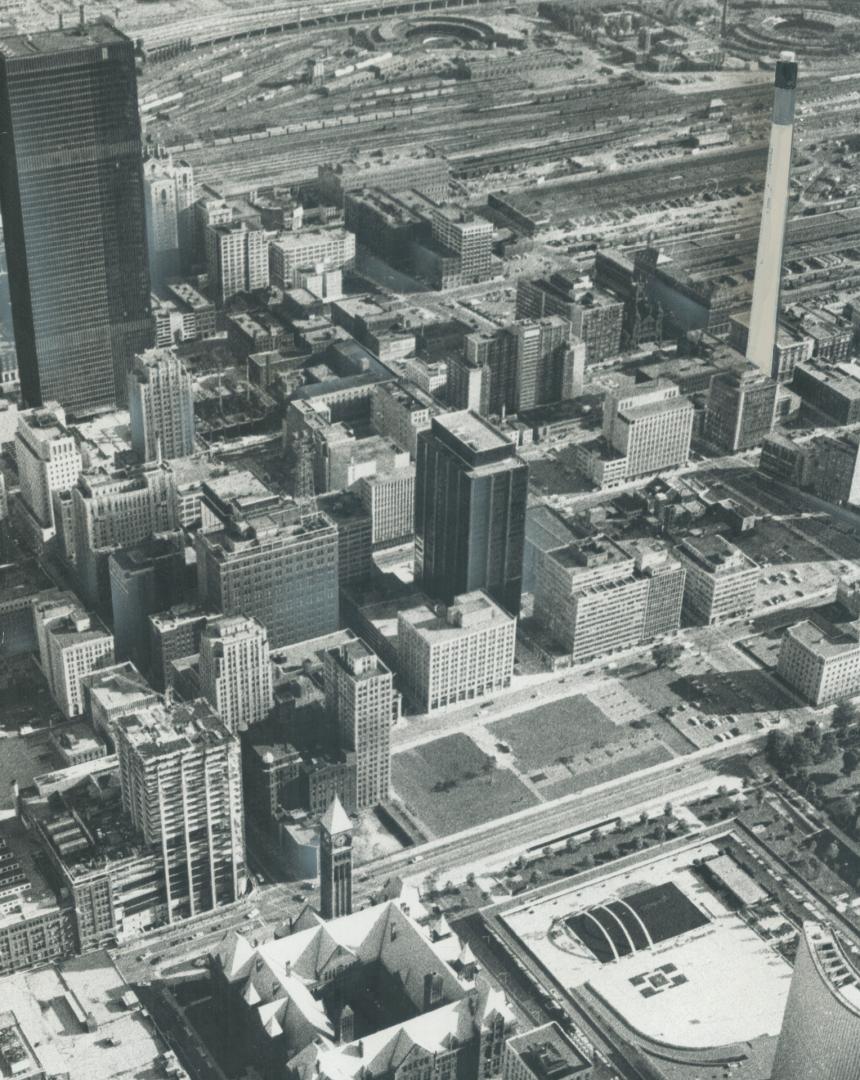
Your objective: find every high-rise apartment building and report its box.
[705,368,777,451]
[677,534,759,625]
[206,222,269,303]
[128,348,195,462]
[199,615,273,734]
[771,920,860,1080]
[415,412,529,615]
[142,149,195,288]
[0,23,152,413]
[324,638,393,809]
[195,473,339,647]
[116,699,246,920]
[72,462,177,608]
[398,592,516,713]
[14,404,82,546]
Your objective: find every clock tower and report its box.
[319,795,353,919]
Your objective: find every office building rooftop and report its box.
[400,591,514,640]
[0,22,130,58]
[433,410,511,455]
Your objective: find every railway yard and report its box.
[114,0,860,314]
[4,0,858,304]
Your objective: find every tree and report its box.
[820,731,840,763]
[832,699,860,737]
[639,810,649,826]
[652,642,683,669]
[766,729,792,770]
[825,841,840,866]
[655,823,668,843]
[466,872,477,888]
[843,748,860,777]
[590,828,602,844]
[565,835,577,854]
[663,801,674,819]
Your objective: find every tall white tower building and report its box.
[14,404,82,543]
[128,347,195,462]
[143,150,195,288]
[746,52,798,377]
[199,615,273,734]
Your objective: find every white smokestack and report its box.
[746,51,798,378]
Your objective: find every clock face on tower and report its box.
[334,834,349,848]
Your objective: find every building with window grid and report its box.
[534,536,684,663]
[0,23,153,413]
[677,534,758,625]
[14,404,82,548]
[199,615,273,734]
[128,347,195,462]
[195,473,339,648]
[115,699,246,922]
[415,412,528,616]
[777,619,860,706]
[324,638,393,808]
[398,591,516,713]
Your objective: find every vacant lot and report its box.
[391,733,539,838]
[487,695,615,773]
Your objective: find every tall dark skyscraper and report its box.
[0,23,152,415]
[415,410,529,615]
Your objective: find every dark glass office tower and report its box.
[0,23,152,415]
[415,410,529,615]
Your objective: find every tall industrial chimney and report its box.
[746,51,798,377]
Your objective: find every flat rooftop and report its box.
[399,591,513,639]
[0,817,61,930]
[0,951,175,1080]
[784,619,860,658]
[678,533,757,574]
[434,410,511,454]
[0,23,129,58]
